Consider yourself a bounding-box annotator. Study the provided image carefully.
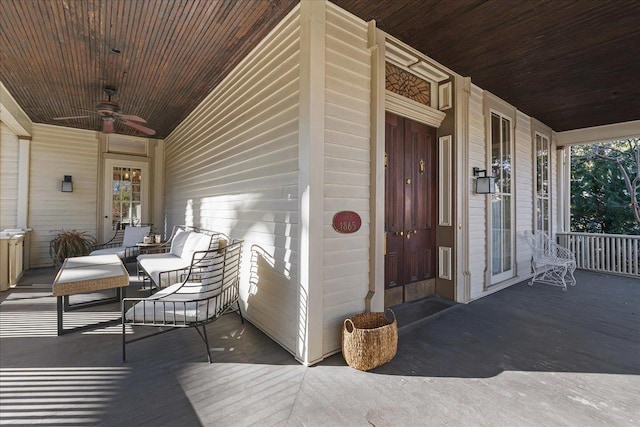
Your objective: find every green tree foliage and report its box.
[571,138,640,235]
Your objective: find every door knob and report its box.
[394,231,404,236]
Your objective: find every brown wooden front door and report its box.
[385,112,437,295]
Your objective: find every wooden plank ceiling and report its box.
[1,0,639,139]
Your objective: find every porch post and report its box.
[297,0,325,366]
[367,23,386,312]
[558,146,571,232]
[17,136,31,230]
[454,76,472,303]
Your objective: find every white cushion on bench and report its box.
[89,226,150,259]
[137,230,217,287]
[89,247,126,259]
[170,229,190,256]
[125,281,222,323]
[122,226,151,247]
[137,255,191,287]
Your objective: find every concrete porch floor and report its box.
[0,268,638,426]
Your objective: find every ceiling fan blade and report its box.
[103,119,115,133]
[53,115,92,120]
[118,114,147,123]
[120,119,156,136]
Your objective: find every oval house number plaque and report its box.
[333,211,361,234]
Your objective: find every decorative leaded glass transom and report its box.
[385,62,431,106]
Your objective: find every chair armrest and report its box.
[139,245,171,255]
[552,243,575,262]
[157,267,192,289]
[91,241,123,251]
[123,245,142,261]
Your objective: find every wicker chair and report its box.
[122,240,243,362]
[524,231,577,291]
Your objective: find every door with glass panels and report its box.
[102,159,149,240]
[489,111,514,284]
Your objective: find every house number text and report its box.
[332,211,362,234]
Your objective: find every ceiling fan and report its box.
[53,86,156,136]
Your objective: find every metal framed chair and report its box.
[524,230,577,291]
[122,240,243,363]
[90,224,152,262]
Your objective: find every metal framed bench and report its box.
[136,226,226,290]
[525,230,577,291]
[122,240,243,362]
[90,224,151,263]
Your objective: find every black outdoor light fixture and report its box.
[61,175,73,192]
[473,167,495,194]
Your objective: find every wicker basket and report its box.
[342,309,398,371]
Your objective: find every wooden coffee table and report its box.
[52,254,129,335]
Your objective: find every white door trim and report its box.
[102,158,150,240]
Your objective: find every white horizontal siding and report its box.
[468,84,487,299]
[29,124,98,267]
[163,8,301,354]
[0,123,19,230]
[322,3,371,356]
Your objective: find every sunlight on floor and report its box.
[0,311,134,338]
[0,367,130,426]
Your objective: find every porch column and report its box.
[17,136,31,230]
[297,0,325,366]
[558,146,571,232]
[454,76,472,303]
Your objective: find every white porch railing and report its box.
[557,232,640,277]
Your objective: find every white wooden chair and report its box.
[524,231,577,292]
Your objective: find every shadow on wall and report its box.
[247,245,302,355]
[166,192,300,354]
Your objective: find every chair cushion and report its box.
[90,247,125,259]
[137,255,191,286]
[122,226,150,247]
[125,282,223,323]
[180,232,214,261]
[170,229,190,256]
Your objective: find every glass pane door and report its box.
[103,159,149,241]
[490,112,514,283]
[111,166,142,230]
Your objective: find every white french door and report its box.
[102,159,150,239]
[489,111,514,284]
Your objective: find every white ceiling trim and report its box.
[556,120,640,146]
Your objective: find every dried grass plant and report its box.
[49,229,97,267]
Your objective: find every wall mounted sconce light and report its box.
[473,167,495,194]
[61,175,73,192]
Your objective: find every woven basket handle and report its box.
[344,318,355,333]
[385,308,396,324]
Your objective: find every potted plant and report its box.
[49,229,97,267]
